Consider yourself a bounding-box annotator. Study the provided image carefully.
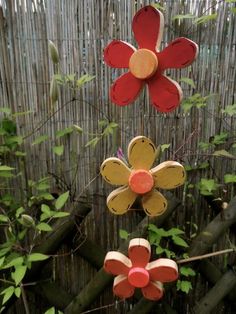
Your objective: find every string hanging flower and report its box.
[100,136,186,216]
[104,5,198,112]
[104,238,178,300]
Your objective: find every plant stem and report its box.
[21,285,30,314]
[177,248,235,264]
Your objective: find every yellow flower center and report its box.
[129,49,158,79]
[129,169,154,194]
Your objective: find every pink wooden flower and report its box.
[104,238,178,300]
[104,5,198,112]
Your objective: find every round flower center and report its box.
[128,267,150,288]
[129,169,154,194]
[129,49,158,79]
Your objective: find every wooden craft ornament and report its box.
[100,136,186,216]
[104,5,198,112]
[104,238,178,300]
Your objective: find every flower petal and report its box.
[150,161,186,189]
[148,74,183,112]
[142,190,167,217]
[141,281,163,301]
[110,72,143,106]
[104,252,131,276]
[113,275,135,299]
[147,259,178,282]
[104,40,136,68]
[132,5,164,51]
[158,38,198,70]
[128,136,157,170]
[128,238,151,267]
[100,157,131,185]
[107,186,137,215]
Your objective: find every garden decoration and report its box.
[104,5,198,112]
[104,238,178,300]
[100,136,186,216]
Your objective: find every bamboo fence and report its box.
[0,0,236,313]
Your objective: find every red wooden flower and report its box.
[104,5,198,112]
[104,238,178,300]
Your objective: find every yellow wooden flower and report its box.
[100,136,186,216]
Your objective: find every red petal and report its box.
[110,72,143,106]
[104,252,131,276]
[113,275,135,299]
[128,238,151,267]
[147,259,178,282]
[148,74,183,112]
[142,281,163,301]
[104,40,136,68]
[158,37,198,70]
[132,6,164,51]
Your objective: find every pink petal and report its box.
[104,252,131,276]
[113,275,135,299]
[104,40,136,68]
[142,281,163,301]
[158,37,198,70]
[128,238,151,267]
[147,259,178,282]
[148,74,183,112]
[132,5,164,51]
[110,72,143,106]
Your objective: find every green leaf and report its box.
[52,211,70,218]
[224,174,236,183]
[151,3,165,11]
[56,127,74,138]
[180,77,196,88]
[5,136,23,145]
[3,257,24,269]
[231,7,236,13]
[73,125,83,133]
[177,280,192,293]
[148,225,168,237]
[44,307,56,314]
[14,151,26,157]
[12,111,33,118]
[0,214,8,222]
[172,235,189,248]
[77,74,95,87]
[41,204,51,215]
[53,145,64,156]
[172,14,195,20]
[222,104,236,116]
[27,253,50,262]
[0,165,14,171]
[180,266,196,277]
[212,132,228,145]
[12,265,27,285]
[119,229,129,240]
[0,107,11,114]
[161,144,170,152]
[32,135,49,145]
[15,207,25,218]
[0,286,15,305]
[0,256,5,267]
[199,141,211,150]
[195,13,217,24]
[55,191,69,210]
[213,150,235,159]
[36,223,53,232]
[167,228,185,236]
[155,246,164,254]
[85,137,100,148]
[14,287,21,298]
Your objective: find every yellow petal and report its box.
[128,136,157,170]
[150,161,186,189]
[142,190,167,216]
[107,186,137,215]
[100,157,131,185]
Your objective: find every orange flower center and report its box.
[129,49,158,79]
[128,267,150,288]
[129,169,154,194]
